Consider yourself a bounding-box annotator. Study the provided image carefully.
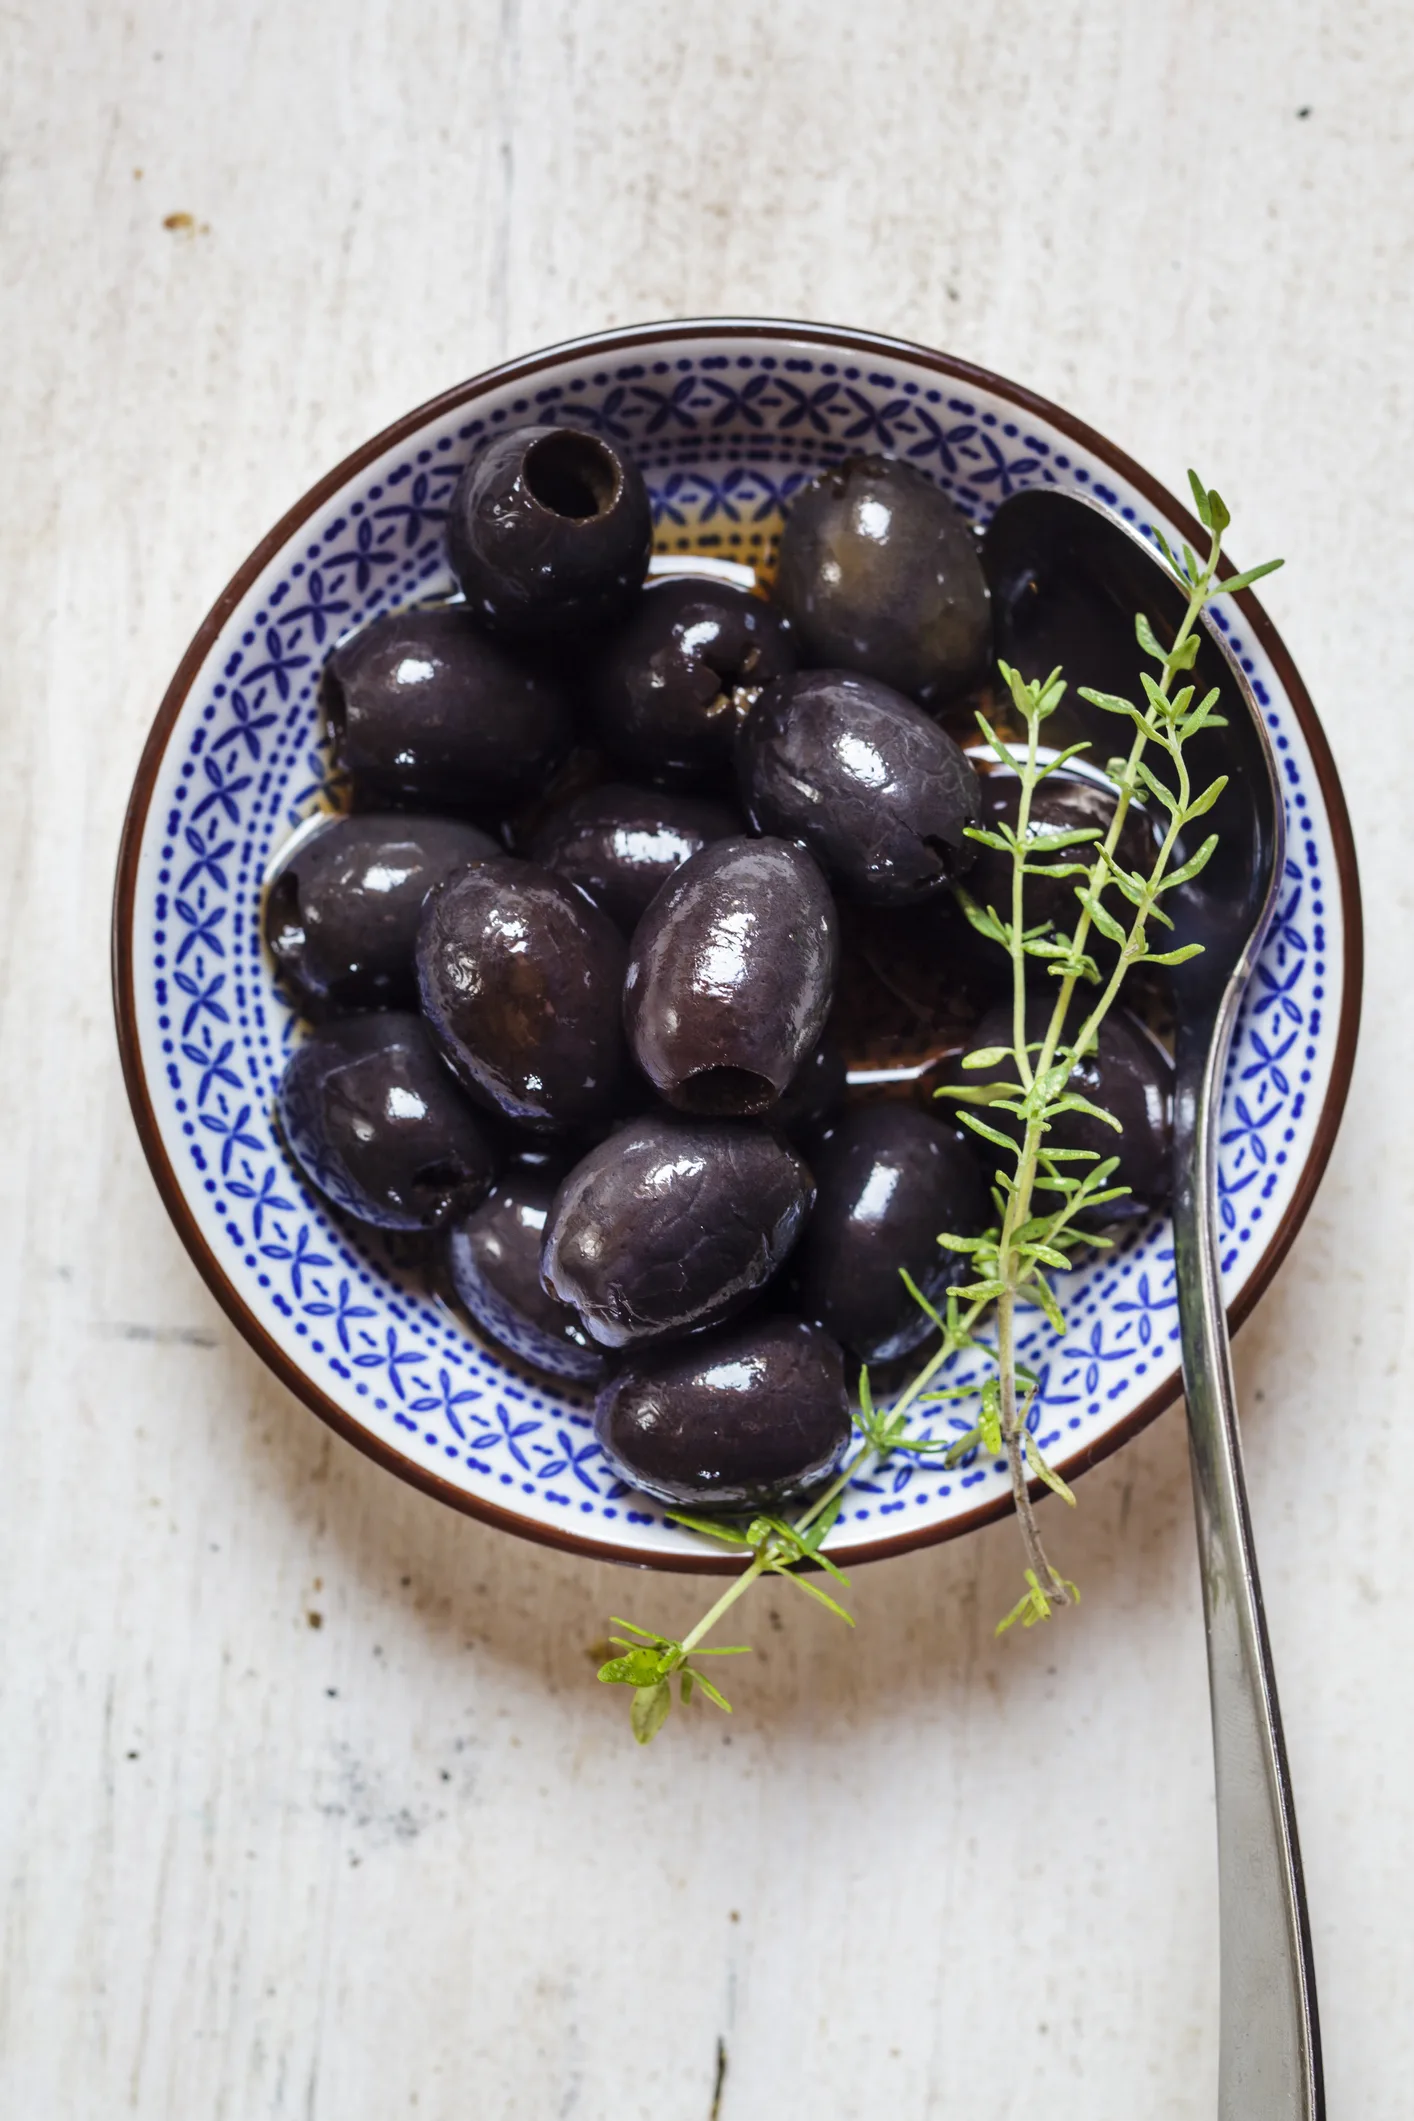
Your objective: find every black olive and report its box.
[624,836,839,1117]
[773,454,991,705]
[738,670,981,905]
[529,782,741,934]
[592,578,795,785]
[844,893,1007,1035]
[541,1115,814,1349]
[771,1036,848,1140]
[595,1314,851,1511]
[958,999,1173,1224]
[263,812,499,1018]
[446,1163,606,1384]
[791,1106,989,1362]
[323,605,573,815]
[276,1012,499,1230]
[446,425,652,638]
[964,766,1156,940]
[417,856,628,1133]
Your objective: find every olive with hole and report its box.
[738,669,981,905]
[594,1314,852,1510]
[964,766,1155,942]
[773,453,992,704]
[446,1163,606,1384]
[791,1105,989,1361]
[276,1012,499,1230]
[529,782,740,934]
[541,1115,814,1349]
[446,425,653,638]
[624,836,838,1117]
[592,577,795,785]
[417,856,628,1133]
[263,812,498,1017]
[958,998,1173,1225]
[323,605,572,815]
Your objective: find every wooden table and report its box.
[2,3,1406,2113]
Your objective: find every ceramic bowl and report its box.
[113,319,1361,1571]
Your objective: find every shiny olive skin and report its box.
[529,782,740,933]
[323,605,573,814]
[624,836,839,1117]
[541,1116,814,1349]
[961,999,1173,1224]
[263,812,499,1017]
[738,670,981,905]
[276,1012,499,1231]
[446,425,653,638]
[965,768,1155,937]
[595,1315,851,1511]
[791,1106,989,1361]
[446,1164,606,1384]
[771,1036,848,1140]
[417,856,628,1133]
[592,578,795,785]
[774,454,991,705]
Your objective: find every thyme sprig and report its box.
[600,472,1281,1739]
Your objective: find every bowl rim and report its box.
[112,316,1363,1573]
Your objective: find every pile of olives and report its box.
[268,427,1174,1514]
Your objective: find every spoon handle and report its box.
[1173,1030,1324,2121]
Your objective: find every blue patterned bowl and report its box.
[113,320,1360,1572]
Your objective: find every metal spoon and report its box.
[983,488,1323,2120]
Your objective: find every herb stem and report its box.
[679,1554,773,1657]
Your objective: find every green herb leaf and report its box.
[1217,556,1283,596]
[953,887,1008,944]
[1182,774,1228,821]
[1073,889,1128,946]
[1159,833,1219,891]
[955,1110,1018,1153]
[1187,468,1213,529]
[666,1513,754,1548]
[1134,611,1166,663]
[1140,941,1205,966]
[631,1681,673,1744]
[1024,1433,1077,1506]
[690,1669,734,1714]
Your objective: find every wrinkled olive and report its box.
[774,454,991,704]
[624,836,839,1117]
[738,669,980,905]
[276,1012,499,1230]
[541,1116,814,1349]
[959,999,1173,1223]
[595,1314,851,1510]
[263,812,498,1017]
[446,425,653,638]
[592,578,795,784]
[965,766,1156,938]
[529,782,740,933]
[446,1164,606,1384]
[417,856,627,1132]
[791,1105,989,1361]
[322,605,573,814]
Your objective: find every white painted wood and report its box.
[0,2,1406,2114]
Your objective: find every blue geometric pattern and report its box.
[128,331,1344,1562]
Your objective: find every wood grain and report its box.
[0,1,1407,2113]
